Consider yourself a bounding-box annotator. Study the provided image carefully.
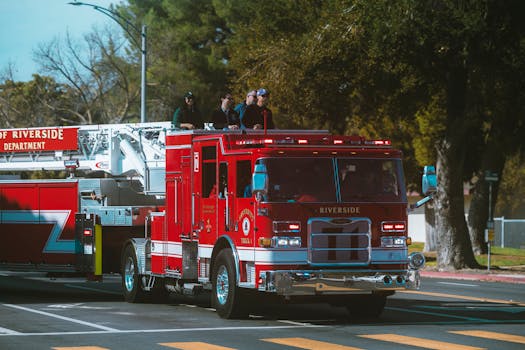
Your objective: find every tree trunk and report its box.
[434,64,481,270]
[435,137,480,270]
[423,202,436,252]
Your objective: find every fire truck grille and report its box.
[308,218,371,265]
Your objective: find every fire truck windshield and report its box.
[259,157,406,203]
[338,158,406,202]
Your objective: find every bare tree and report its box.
[33,26,139,125]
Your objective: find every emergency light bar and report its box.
[234,136,392,147]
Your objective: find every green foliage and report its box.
[496,152,525,217]
[122,0,233,119]
[0,75,73,128]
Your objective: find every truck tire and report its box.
[211,249,248,319]
[346,294,387,319]
[121,244,146,303]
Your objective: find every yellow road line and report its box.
[52,347,108,350]
[399,290,525,306]
[450,330,525,344]
[159,342,236,350]
[262,337,363,350]
[359,334,485,350]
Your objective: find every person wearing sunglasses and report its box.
[243,88,275,129]
[210,93,240,130]
[172,91,202,129]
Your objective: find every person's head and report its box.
[220,93,234,110]
[256,88,269,106]
[246,90,257,105]
[184,91,195,106]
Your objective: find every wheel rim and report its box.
[124,256,135,292]
[216,265,229,305]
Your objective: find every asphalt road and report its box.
[0,272,524,350]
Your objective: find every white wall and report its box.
[408,213,426,243]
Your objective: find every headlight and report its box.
[381,236,406,247]
[271,236,302,248]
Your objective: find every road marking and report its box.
[359,334,485,350]
[0,324,324,337]
[277,320,315,327]
[0,326,21,335]
[262,337,363,350]
[45,303,111,310]
[160,342,236,350]
[399,290,525,306]
[3,304,119,332]
[52,347,109,350]
[438,282,479,287]
[450,330,525,344]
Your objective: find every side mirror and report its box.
[252,163,268,201]
[410,165,437,210]
[422,165,437,195]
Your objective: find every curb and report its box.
[421,270,525,284]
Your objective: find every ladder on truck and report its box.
[0,122,171,194]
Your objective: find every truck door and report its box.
[198,143,218,243]
[235,160,255,244]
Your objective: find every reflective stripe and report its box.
[0,210,73,253]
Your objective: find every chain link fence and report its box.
[494,217,525,249]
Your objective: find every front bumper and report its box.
[258,268,421,296]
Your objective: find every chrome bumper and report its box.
[258,269,421,296]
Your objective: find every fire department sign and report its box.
[242,217,250,236]
[238,208,254,236]
[0,127,78,153]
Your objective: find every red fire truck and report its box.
[1,124,433,319]
[123,129,432,319]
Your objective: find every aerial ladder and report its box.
[0,122,171,194]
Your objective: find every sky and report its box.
[0,0,118,82]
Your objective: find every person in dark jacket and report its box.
[172,91,202,129]
[210,93,240,130]
[235,89,257,129]
[242,88,275,129]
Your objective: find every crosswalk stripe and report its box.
[450,330,525,344]
[159,342,236,350]
[359,334,485,350]
[52,347,109,350]
[261,337,363,350]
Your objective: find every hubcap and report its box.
[124,256,135,292]
[216,265,229,305]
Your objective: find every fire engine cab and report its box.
[123,128,431,319]
[1,123,433,319]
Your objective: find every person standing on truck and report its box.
[243,88,275,129]
[210,93,240,130]
[235,89,257,129]
[172,91,202,129]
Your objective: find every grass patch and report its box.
[476,246,525,267]
[409,242,525,268]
